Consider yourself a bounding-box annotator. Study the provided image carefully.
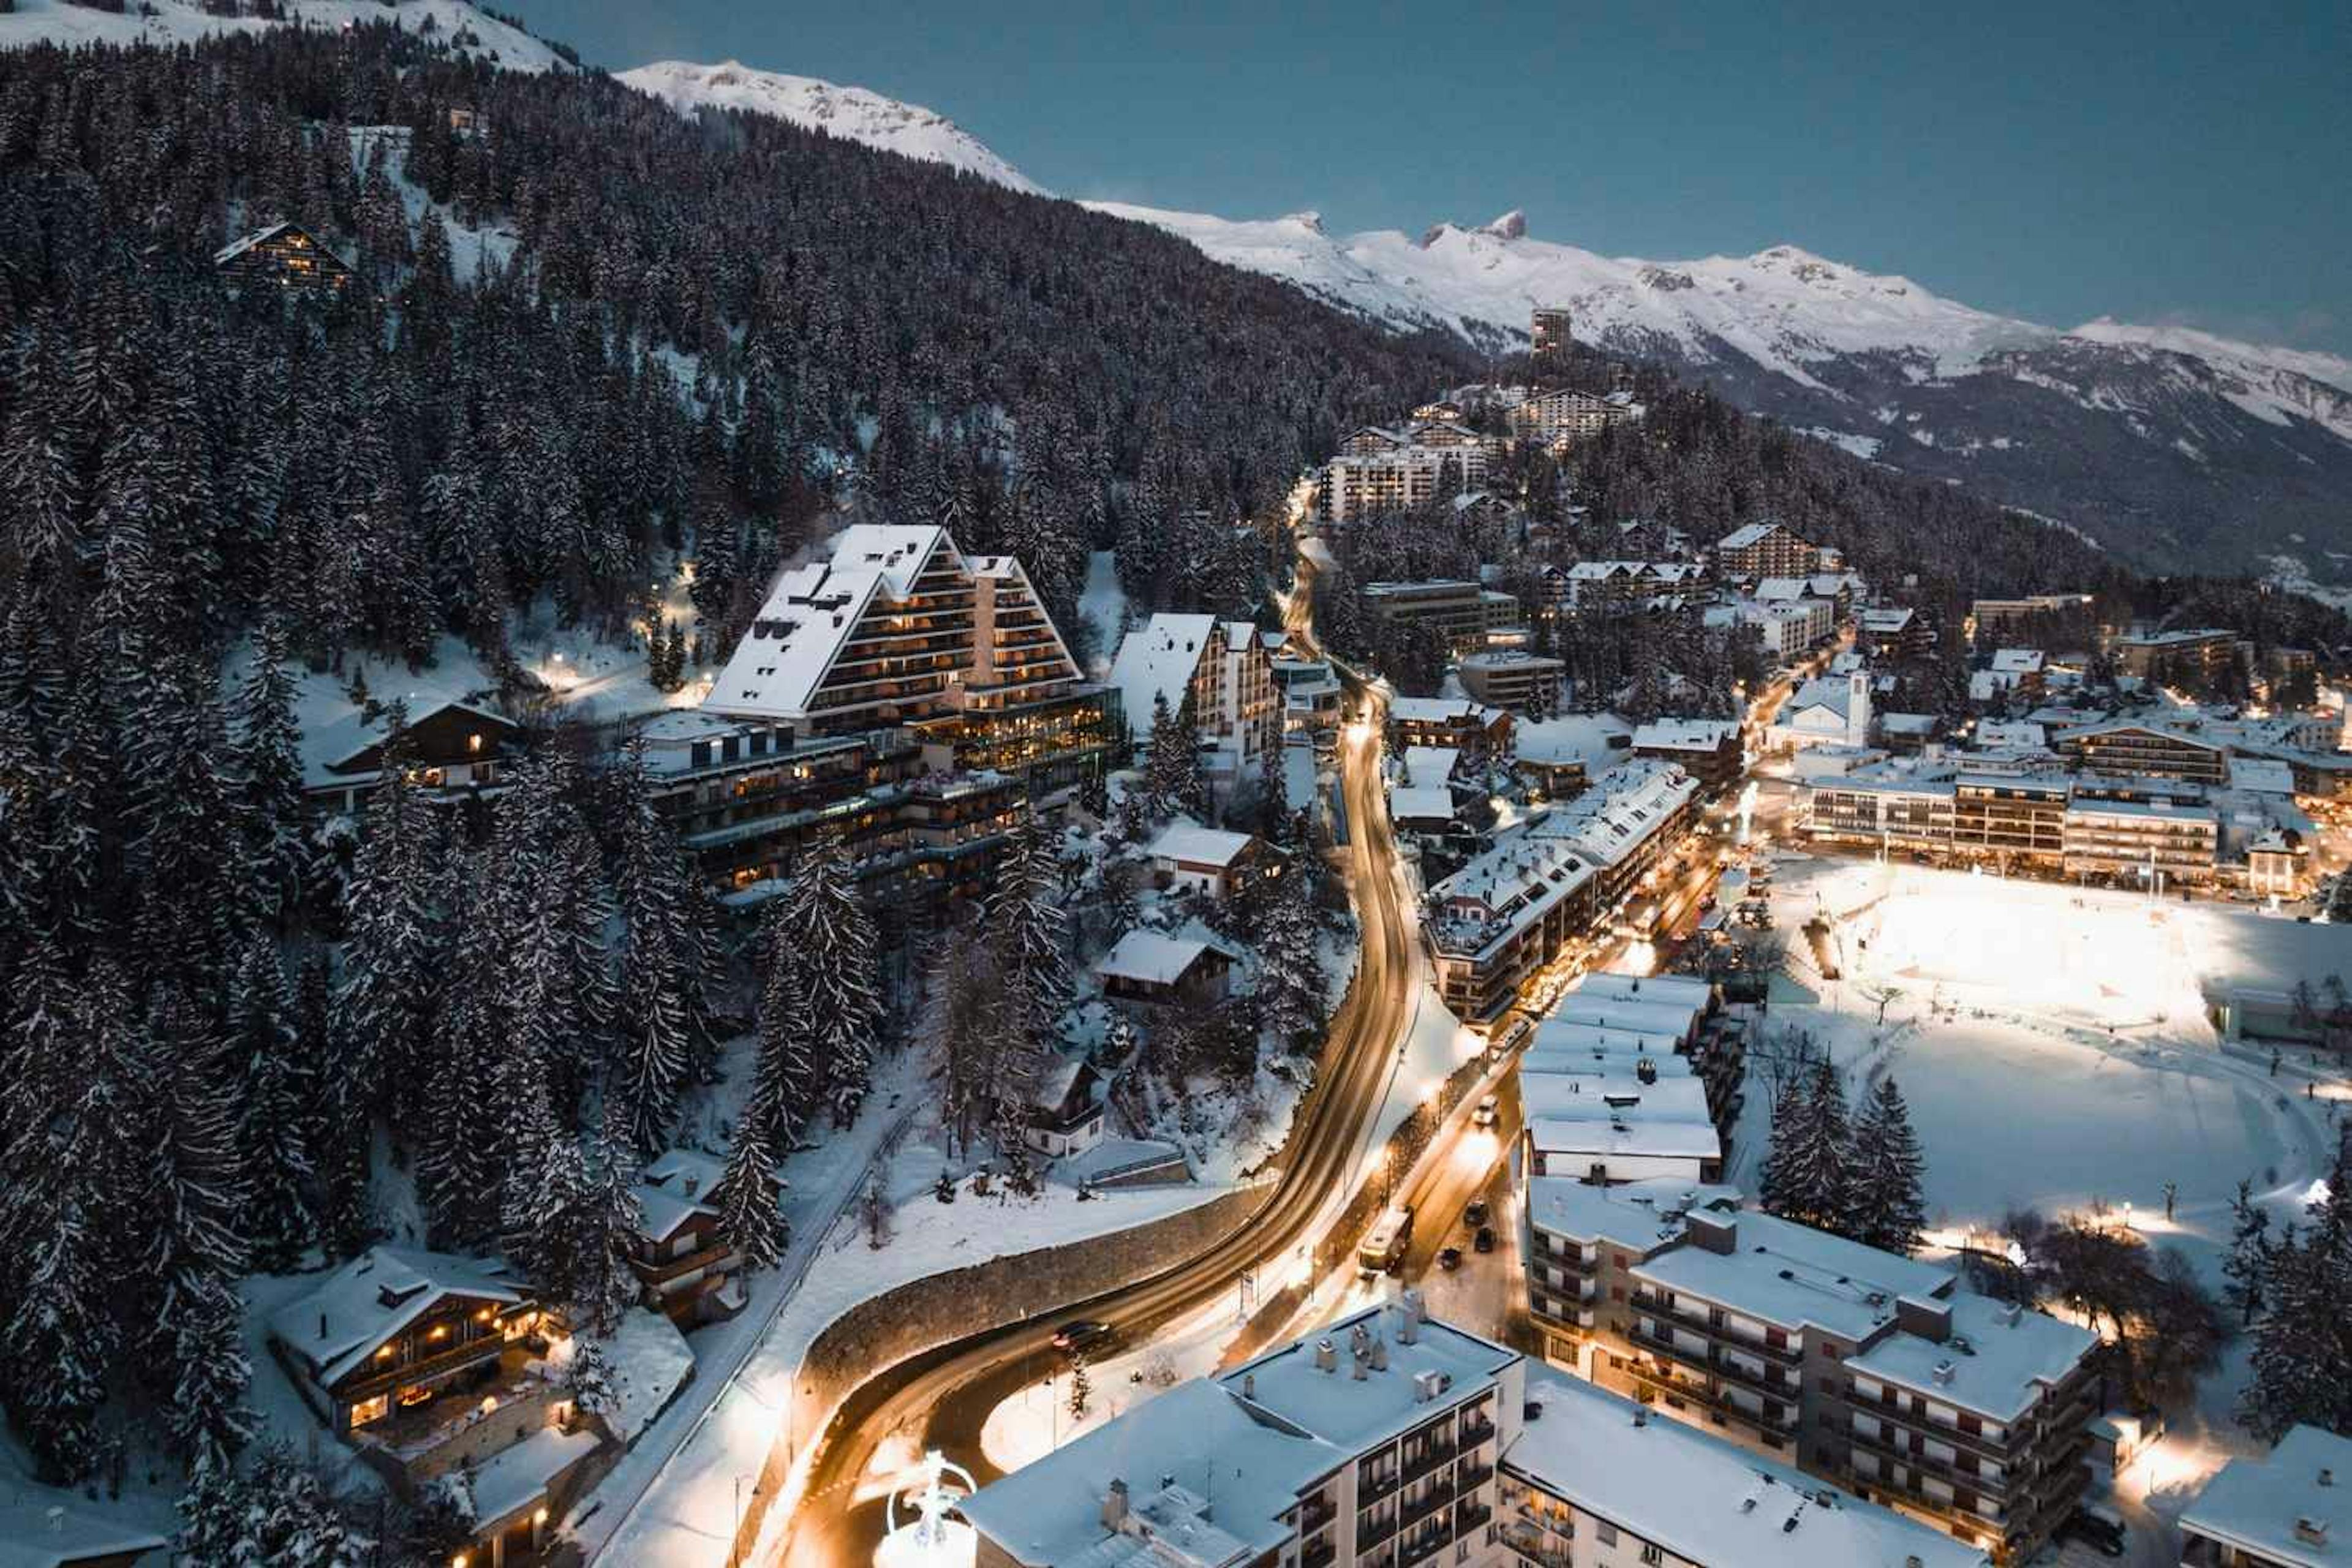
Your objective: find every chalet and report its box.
[0,1496,168,1568]
[1146,823,1273,901]
[633,1150,775,1327]
[1026,1054,1108,1160]
[213,221,356,295]
[1388,695,1513,758]
[1094,930,1235,1008]
[303,698,524,815]
[267,1247,541,1436]
[1630,718,1743,794]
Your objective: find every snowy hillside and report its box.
[1091,202,2352,574]
[0,0,565,70]
[618,60,1044,195]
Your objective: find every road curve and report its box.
[773,565,1419,1567]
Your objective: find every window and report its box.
[1641,1545,1664,1566]
[350,1394,389,1428]
[1594,1521,1617,1547]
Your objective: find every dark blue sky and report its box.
[507,1,2352,354]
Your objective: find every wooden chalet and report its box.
[213,221,356,295]
[631,1150,775,1327]
[266,1246,541,1434]
[302,698,524,815]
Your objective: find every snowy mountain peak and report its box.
[0,0,566,70]
[616,59,1043,195]
[1280,210,1326,235]
[1481,209,1528,241]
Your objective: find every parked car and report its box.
[2056,1504,2126,1558]
[1052,1319,1115,1354]
[1463,1199,1489,1229]
[1472,1095,1499,1129]
[1437,1247,1463,1272]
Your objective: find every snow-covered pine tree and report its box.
[1170,688,1208,816]
[1141,691,1184,820]
[770,834,882,1126]
[564,1125,645,1337]
[715,1108,788,1273]
[1785,1059,1852,1233]
[2237,1130,2352,1440]
[334,706,445,1107]
[418,857,511,1248]
[918,913,1003,1161]
[1844,1076,1926,1254]
[752,912,824,1152]
[228,930,315,1270]
[987,820,1071,1186]
[228,619,309,933]
[4,1184,113,1482]
[177,1442,369,1568]
[560,1336,619,1424]
[1253,869,1328,1050]
[165,1273,257,1476]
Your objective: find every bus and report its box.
[1358,1204,1414,1277]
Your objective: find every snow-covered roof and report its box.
[2180,1425,2352,1568]
[1716,521,1790,551]
[1578,970,1716,1008]
[1387,695,1496,726]
[1521,1069,1710,1128]
[268,1246,526,1388]
[1972,720,2048,751]
[957,1377,1328,1567]
[467,1425,604,1529]
[1524,1115,1721,1161]
[1847,1292,2095,1423]
[2058,718,2224,752]
[1506,1377,1987,1568]
[1524,1177,1739,1250]
[1526,1022,1684,1065]
[1109,613,1219,737]
[1529,760,1697,871]
[2117,626,2236,647]
[1860,606,1916,630]
[1515,712,1630,768]
[1989,648,2046,675]
[0,1496,170,1568]
[1879,713,1939,736]
[1547,995,1703,1039]
[1631,718,1737,753]
[214,218,296,266]
[2230,756,2299,796]
[1754,575,1813,601]
[1094,929,1220,987]
[1390,784,1460,824]
[1401,745,1460,783]
[1784,674,1858,720]
[297,694,509,786]
[1220,1300,1517,1453]
[634,1159,721,1244]
[1632,1211,1953,1342]
[1146,823,1257,870]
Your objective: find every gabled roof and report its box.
[268,1246,526,1389]
[0,1495,170,1568]
[1109,614,1220,736]
[1095,929,1224,987]
[1147,823,1259,870]
[1716,521,1791,551]
[2180,1425,2352,1568]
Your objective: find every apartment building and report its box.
[1543,560,1707,620]
[1950,775,2070,867]
[961,1296,1517,1568]
[1520,1044,1723,1186]
[1967,595,2095,641]
[2060,785,2219,886]
[1459,650,1566,713]
[1712,522,1820,581]
[1507,389,1638,447]
[1860,606,1931,661]
[2055,722,2230,785]
[1631,719,1743,794]
[2179,1425,2352,1568]
[1112,613,1283,780]
[635,713,1025,913]
[1801,768,2220,883]
[1722,596,1836,660]
[1322,443,1495,522]
[961,1295,1979,1568]
[1531,305,1575,369]
[1528,1202,2095,1565]
[2114,627,2239,680]
[1427,762,1699,1022]
[1273,653,1348,737]
[1362,579,1524,657]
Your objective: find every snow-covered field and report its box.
[1753,854,2342,1239]
[0,0,565,67]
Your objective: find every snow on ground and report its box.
[0,0,565,69]
[1076,549,1130,680]
[977,1289,1242,1474]
[348,124,519,285]
[584,1052,1231,1567]
[548,1310,695,1445]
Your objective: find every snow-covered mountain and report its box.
[1086,204,2352,576]
[617,61,1044,195]
[0,0,565,71]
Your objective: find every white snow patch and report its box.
[0,0,566,70]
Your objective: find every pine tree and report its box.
[1844,1076,1926,1254]
[334,711,444,1107]
[178,1442,369,1568]
[2222,1177,2272,1327]
[768,835,881,1126]
[1067,1350,1092,1420]
[1761,1058,1850,1234]
[751,928,822,1153]
[564,1125,645,1337]
[1254,869,1328,1050]
[229,931,315,1270]
[2237,1131,2352,1441]
[715,1110,787,1273]
[228,620,309,932]
[988,820,1071,1185]
[561,1337,618,1423]
[919,914,1003,1161]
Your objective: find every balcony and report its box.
[1632,1295,1803,1365]
[1860,1395,2021,1464]
[635,1241,737,1291]
[1458,1460,1495,1491]
[1847,1422,2012,1499]
[1398,1518,1455,1568]
[1460,1414,1497,1449]
[1359,1468,1400,1506]
[1627,1324,1803,1401]
[1623,1362,1799,1435]
[342,1332,507,1403]
[1457,1500,1493,1534]
[1856,1465,2011,1532]
[1400,1479,1457,1533]
[1299,1495,1336,1534]
[1500,1518,1569,1568]
[1402,1439,1458,1485]
[1300,1537,1336,1568]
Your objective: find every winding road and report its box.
[771,552,1424,1566]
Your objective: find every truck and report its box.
[1358,1204,1414,1277]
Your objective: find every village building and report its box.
[1025,1055,1108,1161]
[0,1497,169,1568]
[1389,695,1513,758]
[1457,649,1565,713]
[2179,1424,2352,1568]
[2054,720,2231,785]
[1632,718,1744,794]
[1319,443,1493,522]
[1145,823,1275,901]
[708,525,1115,796]
[1110,613,1281,784]
[301,698,523,816]
[2113,627,2240,680]
[1359,579,1522,657]
[1712,521,1822,580]
[631,1149,774,1327]
[1093,929,1237,1008]
[214,221,357,294]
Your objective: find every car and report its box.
[1051,1319,1115,1354]
[2056,1505,2126,1558]
[1473,1226,1496,1254]
[1436,1247,1463,1272]
[1463,1199,1489,1229]
[1472,1095,1499,1129]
